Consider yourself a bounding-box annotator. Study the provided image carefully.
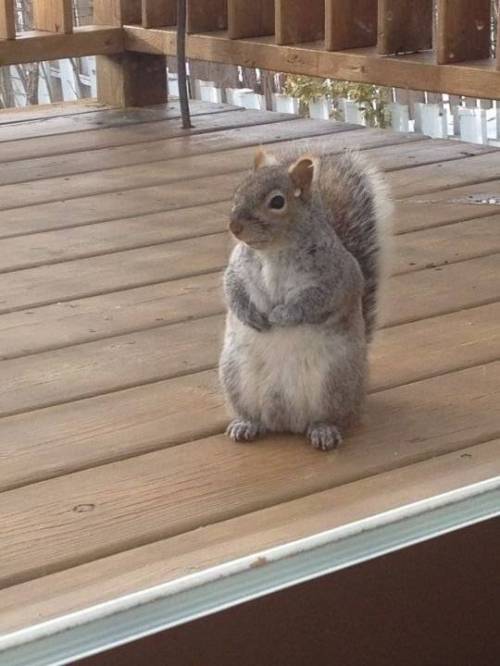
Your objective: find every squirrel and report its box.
[219,146,392,451]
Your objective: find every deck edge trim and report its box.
[1,477,499,666]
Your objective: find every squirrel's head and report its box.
[229,149,316,249]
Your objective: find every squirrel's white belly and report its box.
[235,321,340,432]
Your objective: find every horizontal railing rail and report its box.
[1,1,500,105]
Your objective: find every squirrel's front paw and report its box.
[226,419,264,442]
[269,304,302,326]
[307,423,343,452]
[248,311,271,332]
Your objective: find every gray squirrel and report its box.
[219,146,392,451]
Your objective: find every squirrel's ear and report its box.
[254,148,278,170]
[288,156,315,195]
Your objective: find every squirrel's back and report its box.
[273,145,392,341]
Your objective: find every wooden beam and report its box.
[436,0,491,65]
[124,26,500,100]
[326,0,377,51]
[94,0,141,26]
[94,0,165,108]
[275,0,324,45]
[32,0,73,34]
[228,0,274,39]
[96,51,167,107]
[0,27,123,67]
[378,0,433,55]
[187,0,227,33]
[142,0,177,29]
[0,0,15,40]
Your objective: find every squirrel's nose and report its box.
[230,219,244,237]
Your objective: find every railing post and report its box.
[94,0,167,108]
[275,0,324,45]
[32,0,73,34]
[325,0,377,51]
[378,0,433,55]
[187,0,228,33]
[436,0,491,64]
[142,0,177,28]
[228,0,275,39]
[0,0,15,39]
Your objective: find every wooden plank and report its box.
[96,51,168,107]
[0,198,498,279]
[1,151,499,241]
[0,234,228,316]
[397,184,500,233]
[275,0,324,45]
[0,294,499,417]
[377,0,433,55]
[0,100,114,124]
[125,26,500,101]
[0,120,363,191]
[228,0,274,39]
[0,111,303,168]
[0,27,123,67]
[0,124,363,211]
[0,206,228,272]
[325,0,377,51]
[436,0,491,65]
[0,271,224,361]
[0,100,264,148]
[187,0,227,33]
[386,257,500,327]
[0,145,498,213]
[0,124,369,187]
[3,131,492,189]
[94,0,141,26]
[0,100,240,144]
[0,362,498,588]
[391,216,500,275]
[389,151,500,199]
[0,0,15,40]
[0,129,406,209]
[142,0,176,28]
[32,0,73,34]
[1,435,498,632]
[0,224,498,359]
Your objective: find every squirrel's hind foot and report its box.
[307,423,343,452]
[227,419,265,443]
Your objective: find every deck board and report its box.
[0,101,498,646]
[1,362,499,589]
[1,436,498,635]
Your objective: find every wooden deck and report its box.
[0,100,499,655]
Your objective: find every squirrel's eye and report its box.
[269,194,286,210]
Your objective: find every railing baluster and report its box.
[228,0,274,39]
[187,0,228,33]
[32,0,73,34]
[326,0,377,51]
[378,0,433,55]
[436,0,491,64]
[0,0,15,39]
[142,0,177,28]
[275,0,324,45]
[94,0,141,25]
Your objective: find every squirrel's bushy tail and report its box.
[318,150,392,341]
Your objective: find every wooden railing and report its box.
[1,0,500,107]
